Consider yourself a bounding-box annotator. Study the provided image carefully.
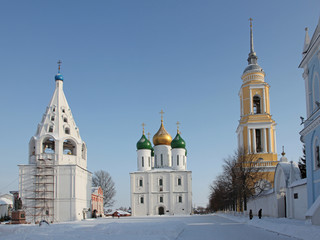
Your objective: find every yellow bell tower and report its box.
[236,19,278,185]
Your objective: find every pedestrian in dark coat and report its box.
[249,209,253,220]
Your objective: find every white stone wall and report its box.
[130,170,192,216]
[288,183,308,220]
[247,192,277,217]
[246,182,308,220]
[19,164,91,223]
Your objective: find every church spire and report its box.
[247,18,258,65]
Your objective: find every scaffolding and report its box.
[22,157,55,223]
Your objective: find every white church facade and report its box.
[18,63,92,223]
[130,115,192,216]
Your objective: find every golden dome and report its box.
[153,120,172,146]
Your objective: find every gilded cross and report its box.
[57,60,62,73]
[141,123,145,135]
[159,109,165,122]
[249,18,253,28]
[176,121,180,133]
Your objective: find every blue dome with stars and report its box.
[55,73,64,81]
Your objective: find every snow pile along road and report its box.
[217,212,320,240]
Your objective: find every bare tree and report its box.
[208,148,269,212]
[92,170,116,207]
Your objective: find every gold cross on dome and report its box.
[141,123,145,135]
[57,60,62,72]
[159,109,165,122]
[176,121,180,133]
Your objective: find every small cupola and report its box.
[171,121,186,149]
[136,123,152,150]
[171,133,186,149]
[136,135,152,150]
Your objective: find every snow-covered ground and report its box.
[0,214,319,240]
[217,212,320,240]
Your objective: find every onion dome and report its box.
[136,134,152,150]
[153,120,172,146]
[55,73,64,81]
[171,133,186,149]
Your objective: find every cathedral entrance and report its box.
[158,207,164,215]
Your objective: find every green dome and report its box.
[151,147,154,157]
[171,133,186,149]
[136,135,152,150]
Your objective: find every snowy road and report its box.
[0,214,298,240]
[176,215,296,240]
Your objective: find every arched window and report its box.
[159,178,163,186]
[161,154,163,166]
[140,196,144,204]
[178,178,182,186]
[139,178,143,187]
[255,129,262,153]
[48,125,54,133]
[43,138,55,154]
[313,73,320,111]
[142,157,144,167]
[63,139,76,155]
[177,155,179,166]
[314,138,320,168]
[65,127,70,134]
[64,118,68,123]
[155,155,157,168]
[178,196,182,203]
[51,116,55,121]
[253,95,261,114]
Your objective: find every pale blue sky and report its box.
[0,0,319,208]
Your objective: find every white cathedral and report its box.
[130,114,192,216]
[18,64,92,223]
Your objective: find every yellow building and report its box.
[236,19,278,186]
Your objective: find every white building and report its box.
[130,116,192,216]
[246,151,307,220]
[18,63,92,223]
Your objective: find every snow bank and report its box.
[217,212,320,240]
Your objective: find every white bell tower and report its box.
[19,61,92,223]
